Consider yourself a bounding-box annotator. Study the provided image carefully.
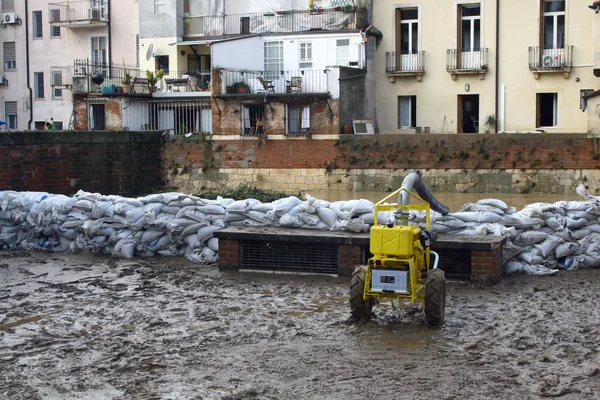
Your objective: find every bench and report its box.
[213,227,506,281]
[132,77,150,94]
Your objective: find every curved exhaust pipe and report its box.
[398,170,450,215]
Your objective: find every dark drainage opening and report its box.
[239,240,339,274]
[435,248,471,280]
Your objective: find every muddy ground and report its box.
[0,251,599,400]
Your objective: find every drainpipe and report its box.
[107,0,112,67]
[25,0,33,129]
[494,0,500,132]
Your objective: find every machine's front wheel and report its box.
[425,268,446,325]
[349,265,374,320]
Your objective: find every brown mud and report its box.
[0,250,599,400]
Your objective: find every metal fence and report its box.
[48,0,108,23]
[528,46,573,71]
[122,99,212,135]
[446,48,489,71]
[164,70,212,92]
[219,69,329,94]
[74,59,142,93]
[385,51,426,73]
[184,8,356,38]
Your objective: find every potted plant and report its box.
[122,61,132,94]
[484,114,497,133]
[232,81,250,94]
[146,69,165,92]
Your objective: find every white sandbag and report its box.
[197,205,226,215]
[180,222,207,238]
[207,237,219,252]
[317,207,338,228]
[431,223,453,234]
[477,198,508,212]
[243,210,270,225]
[112,237,139,258]
[545,217,564,231]
[250,203,274,213]
[571,229,590,240]
[331,218,368,233]
[183,233,199,248]
[565,211,596,221]
[146,234,171,252]
[140,230,164,244]
[224,212,246,222]
[586,224,600,233]
[557,255,584,271]
[226,200,250,214]
[555,242,579,258]
[82,218,106,238]
[279,214,303,228]
[187,247,218,264]
[459,203,505,215]
[435,218,468,229]
[513,231,549,246]
[501,215,544,229]
[564,217,588,230]
[505,260,558,275]
[581,255,600,268]
[517,251,546,265]
[300,221,331,230]
[299,212,321,226]
[534,235,563,257]
[197,225,221,243]
[91,200,116,219]
[73,199,94,212]
[351,199,375,215]
[341,199,359,212]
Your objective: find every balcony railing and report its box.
[446,48,489,72]
[49,1,108,28]
[184,8,357,39]
[529,46,573,71]
[73,59,142,93]
[385,51,425,82]
[217,69,330,95]
[163,70,211,92]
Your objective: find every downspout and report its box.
[494,0,500,132]
[107,0,112,67]
[25,0,33,129]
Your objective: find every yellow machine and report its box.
[349,188,446,325]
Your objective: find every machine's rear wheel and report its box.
[425,268,446,325]
[349,265,374,320]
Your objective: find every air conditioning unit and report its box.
[543,55,560,68]
[3,12,18,24]
[0,74,5,85]
[89,8,101,20]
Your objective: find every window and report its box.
[3,42,15,70]
[336,39,350,66]
[287,105,310,135]
[54,121,63,130]
[50,9,61,37]
[34,72,44,99]
[241,104,265,136]
[581,89,594,111]
[398,96,417,129]
[155,55,169,74]
[542,0,565,49]
[2,0,14,11]
[91,36,107,71]
[299,42,313,69]
[154,0,166,13]
[460,5,481,52]
[5,101,17,129]
[33,11,43,39]
[537,93,557,127]
[397,9,418,55]
[34,121,45,130]
[52,71,63,99]
[89,103,106,130]
[264,41,283,80]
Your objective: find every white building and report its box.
[0,0,139,130]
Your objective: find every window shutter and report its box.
[5,101,17,115]
[1,0,14,11]
[4,42,15,62]
[52,71,63,86]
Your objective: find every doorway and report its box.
[457,94,479,133]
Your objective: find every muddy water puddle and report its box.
[0,251,599,399]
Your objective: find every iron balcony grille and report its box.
[528,45,573,71]
[218,68,329,95]
[48,0,108,24]
[239,240,339,275]
[446,48,489,72]
[385,51,426,73]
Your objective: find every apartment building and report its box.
[374,0,599,134]
[0,0,139,130]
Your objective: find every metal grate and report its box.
[239,240,339,275]
[435,249,471,280]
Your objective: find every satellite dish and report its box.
[146,43,154,61]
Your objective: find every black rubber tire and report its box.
[425,268,446,325]
[349,265,374,320]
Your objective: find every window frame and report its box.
[537,92,558,128]
[1,0,15,12]
[335,38,350,66]
[398,95,417,129]
[50,9,61,38]
[264,41,283,80]
[33,10,43,39]
[90,36,108,72]
[3,42,16,70]
[581,89,594,111]
[298,42,313,69]
[5,101,17,129]
[241,104,266,136]
[89,103,106,131]
[154,0,166,14]
[286,104,311,136]
[34,72,45,99]
[460,4,481,52]
[542,0,565,50]
[52,70,64,99]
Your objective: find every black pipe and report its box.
[495,0,500,132]
[25,0,33,129]
[107,0,112,67]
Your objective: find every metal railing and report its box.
[164,70,212,92]
[122,99,213,135]
[528,46,573,71]
[184,8,357,38]
[385,51,426,73]
[49,1,108,24]
[217,69,329,95]
[446,48,489,72]
[74,59,142,93]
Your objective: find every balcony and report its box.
[73,59,142,94]
[529,46,573,79]
[385,51,425,82]
[161,70,212,94]
[183,7,359,39]
[215,68,331,96]
[446,48,489,80]
[49,1,108,29]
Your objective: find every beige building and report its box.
[374,0,599,134]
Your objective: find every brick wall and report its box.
[471,249,504,280]
[0,131,164,196]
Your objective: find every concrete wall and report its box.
[0,131,164,196]
[139,0,182,40]
[373,0,596,134]
[339,66,368,130]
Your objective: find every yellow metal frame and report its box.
[364,188,432,304]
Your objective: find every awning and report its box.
[168,39,214,46]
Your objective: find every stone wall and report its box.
[0,131,164,196]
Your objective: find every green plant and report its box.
[483,114,497,133]
[146,69,165,87]
[121,60,132,85]
[231,81,250,94]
